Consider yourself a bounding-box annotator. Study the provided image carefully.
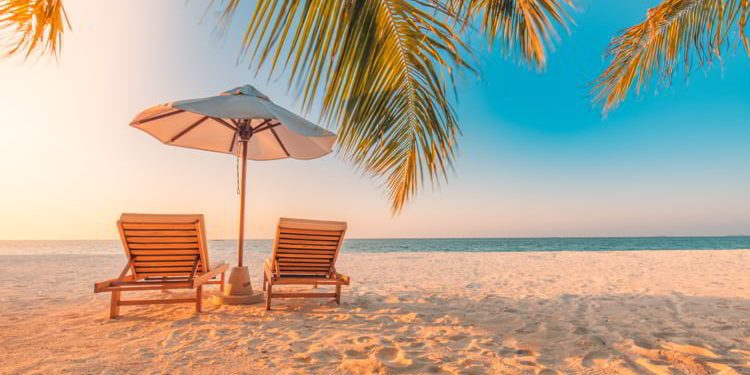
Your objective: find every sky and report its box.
[0,0,748,240]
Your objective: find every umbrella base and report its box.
[216,266,264,305]
[217,292,264,305]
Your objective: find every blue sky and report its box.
[0,0,748,239]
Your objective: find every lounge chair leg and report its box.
[110,291,120,319]
[195,285,203,313]
[266,284,272,310]
[219,272,225,292]
[335,284,341,305]
[262,274,267,291]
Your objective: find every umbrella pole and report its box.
[220,133,262,305]
[237,139,248,267]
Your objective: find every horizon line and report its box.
[2,234,749,242]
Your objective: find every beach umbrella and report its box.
[130,84,336,304]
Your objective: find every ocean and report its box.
[0,236,749,256]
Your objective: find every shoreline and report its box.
[2,247,750,256]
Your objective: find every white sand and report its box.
[1,250,748,374]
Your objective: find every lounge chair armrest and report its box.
[192,262,229,287]
[94,261,135,292]
[264,259,276,280]
[94,279,114,293]
[334,273,350,285]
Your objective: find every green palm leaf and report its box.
[222,0,472,213]
[0,0,69,59]
[592,0,750,113]
[445,0,574,69]
[222,0,573,212]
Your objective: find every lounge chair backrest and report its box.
[118,213,209,279]
[272,217,347,277]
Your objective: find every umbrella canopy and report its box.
[130,84,336,160]
[130,84,336,275]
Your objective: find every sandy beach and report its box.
[0,249,747,374]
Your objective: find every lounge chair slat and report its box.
[112,280,189,288]
[143,276,190,280]
[127,237,198,243]
[278,239,339,245]
[133,255,198,261]
[278,255,333,261]
[272,277,347,285]
[135,271,193,276]
[279,234,341,241]
[277,244,338,250]
[98,285,191,292]
[276,253,333,259]
[124,230,197,237]
[135,266,195,272]
[280,266,330,270]
[279,272,330,277]
[278,259,330,264]
[134,261,198,267]
[279,229,343,236]
[128,243,199,249]
[131,249,199,255]
[122,223,197,230]
[277,249,336,255]
[278,262,333,267]
[113,279,190,285]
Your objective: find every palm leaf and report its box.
[0,0,69,59]
[445,0,574,69]
[222,0,471,213]
[592,0,750,113]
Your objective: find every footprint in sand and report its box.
[447,333,468,341]
[375,347,413,368]
[408,341,425,348]
[582,350,611,367]
[515,321,540,334]
[344,349,368,359]
[310,348,338,363]
[573,326,588,335]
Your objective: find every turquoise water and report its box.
[0,237,748,256]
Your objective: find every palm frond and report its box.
[223,0,471,213]
[592,0,750,113]
[445,0,574,69]
[0,0,69,59]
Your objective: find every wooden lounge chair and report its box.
[263,218,350,310]
[94,213,228,318]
